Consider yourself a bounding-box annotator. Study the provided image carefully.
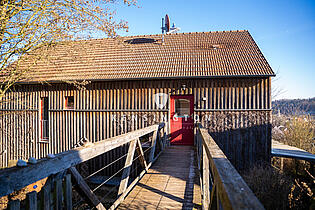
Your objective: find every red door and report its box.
[170,95,194,145]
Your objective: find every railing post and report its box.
[64,174,72,210]
[149,129,159,163]
[118,139,137,196]
[41,178,51,210]
[158,131,164,150]
[202,144,210,210]
[54,178,63,210]
[162,132,166,149]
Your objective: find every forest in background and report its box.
[272,97,315,116]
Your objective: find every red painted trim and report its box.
[40,97,48,140]
[170,95,194,145]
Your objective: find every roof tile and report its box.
[19,31,274,82]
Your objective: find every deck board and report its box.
[117,146,202,210]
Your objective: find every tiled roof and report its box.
[19,30,274,82]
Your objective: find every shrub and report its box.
[283,115,314,154]
[242,163,292,210]
[242,162,315,210]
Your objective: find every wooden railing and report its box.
[0,123,166,210]
[195,124,265,210]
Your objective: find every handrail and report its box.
[196,123,264,210]
[0,123,166,210]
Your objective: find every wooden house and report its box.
[0,30,275,170]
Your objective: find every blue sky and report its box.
[110,0,315,100]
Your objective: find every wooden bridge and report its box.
[0,123,264,210]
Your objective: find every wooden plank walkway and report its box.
[272,140,315,162]
[118,146,202,210]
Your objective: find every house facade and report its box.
[0,31,275,170]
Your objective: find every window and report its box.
[40,97,49,141]
[65,96,74,109]
[174,99,190,117]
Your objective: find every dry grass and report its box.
[242,163,292,210]
[242,162,315,210]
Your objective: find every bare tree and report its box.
[271,68,286,100]
[0,0,136,99]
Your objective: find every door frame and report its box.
[169,94,194,145]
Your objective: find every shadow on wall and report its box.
[209,124,272,171]
[197,111,272,171]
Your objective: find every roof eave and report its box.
[15,74,276,85]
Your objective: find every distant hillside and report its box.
[272,98,315,115]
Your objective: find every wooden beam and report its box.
[136,138,148,170]
[69,167,106,210]
[0,124,161,197]
[118,139,137,196]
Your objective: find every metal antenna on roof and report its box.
[161,14,180,45]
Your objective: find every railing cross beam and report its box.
[69,167,106,210]
[136,138,148,170]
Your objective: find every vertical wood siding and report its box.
[0,78,271,170]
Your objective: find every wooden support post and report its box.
[55,178,63,210]
[118,139,137,196]
[41,178,51,210]
[69,167,106,210]
[158,132,164,151]
[9,200,20,210]
[27,191,37,210]
[162,132,167,149]
[109,165,149,210]
[149,130,159,163]
[135,138,148,170]
[64,174,72,210]
[202,145,210,210]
